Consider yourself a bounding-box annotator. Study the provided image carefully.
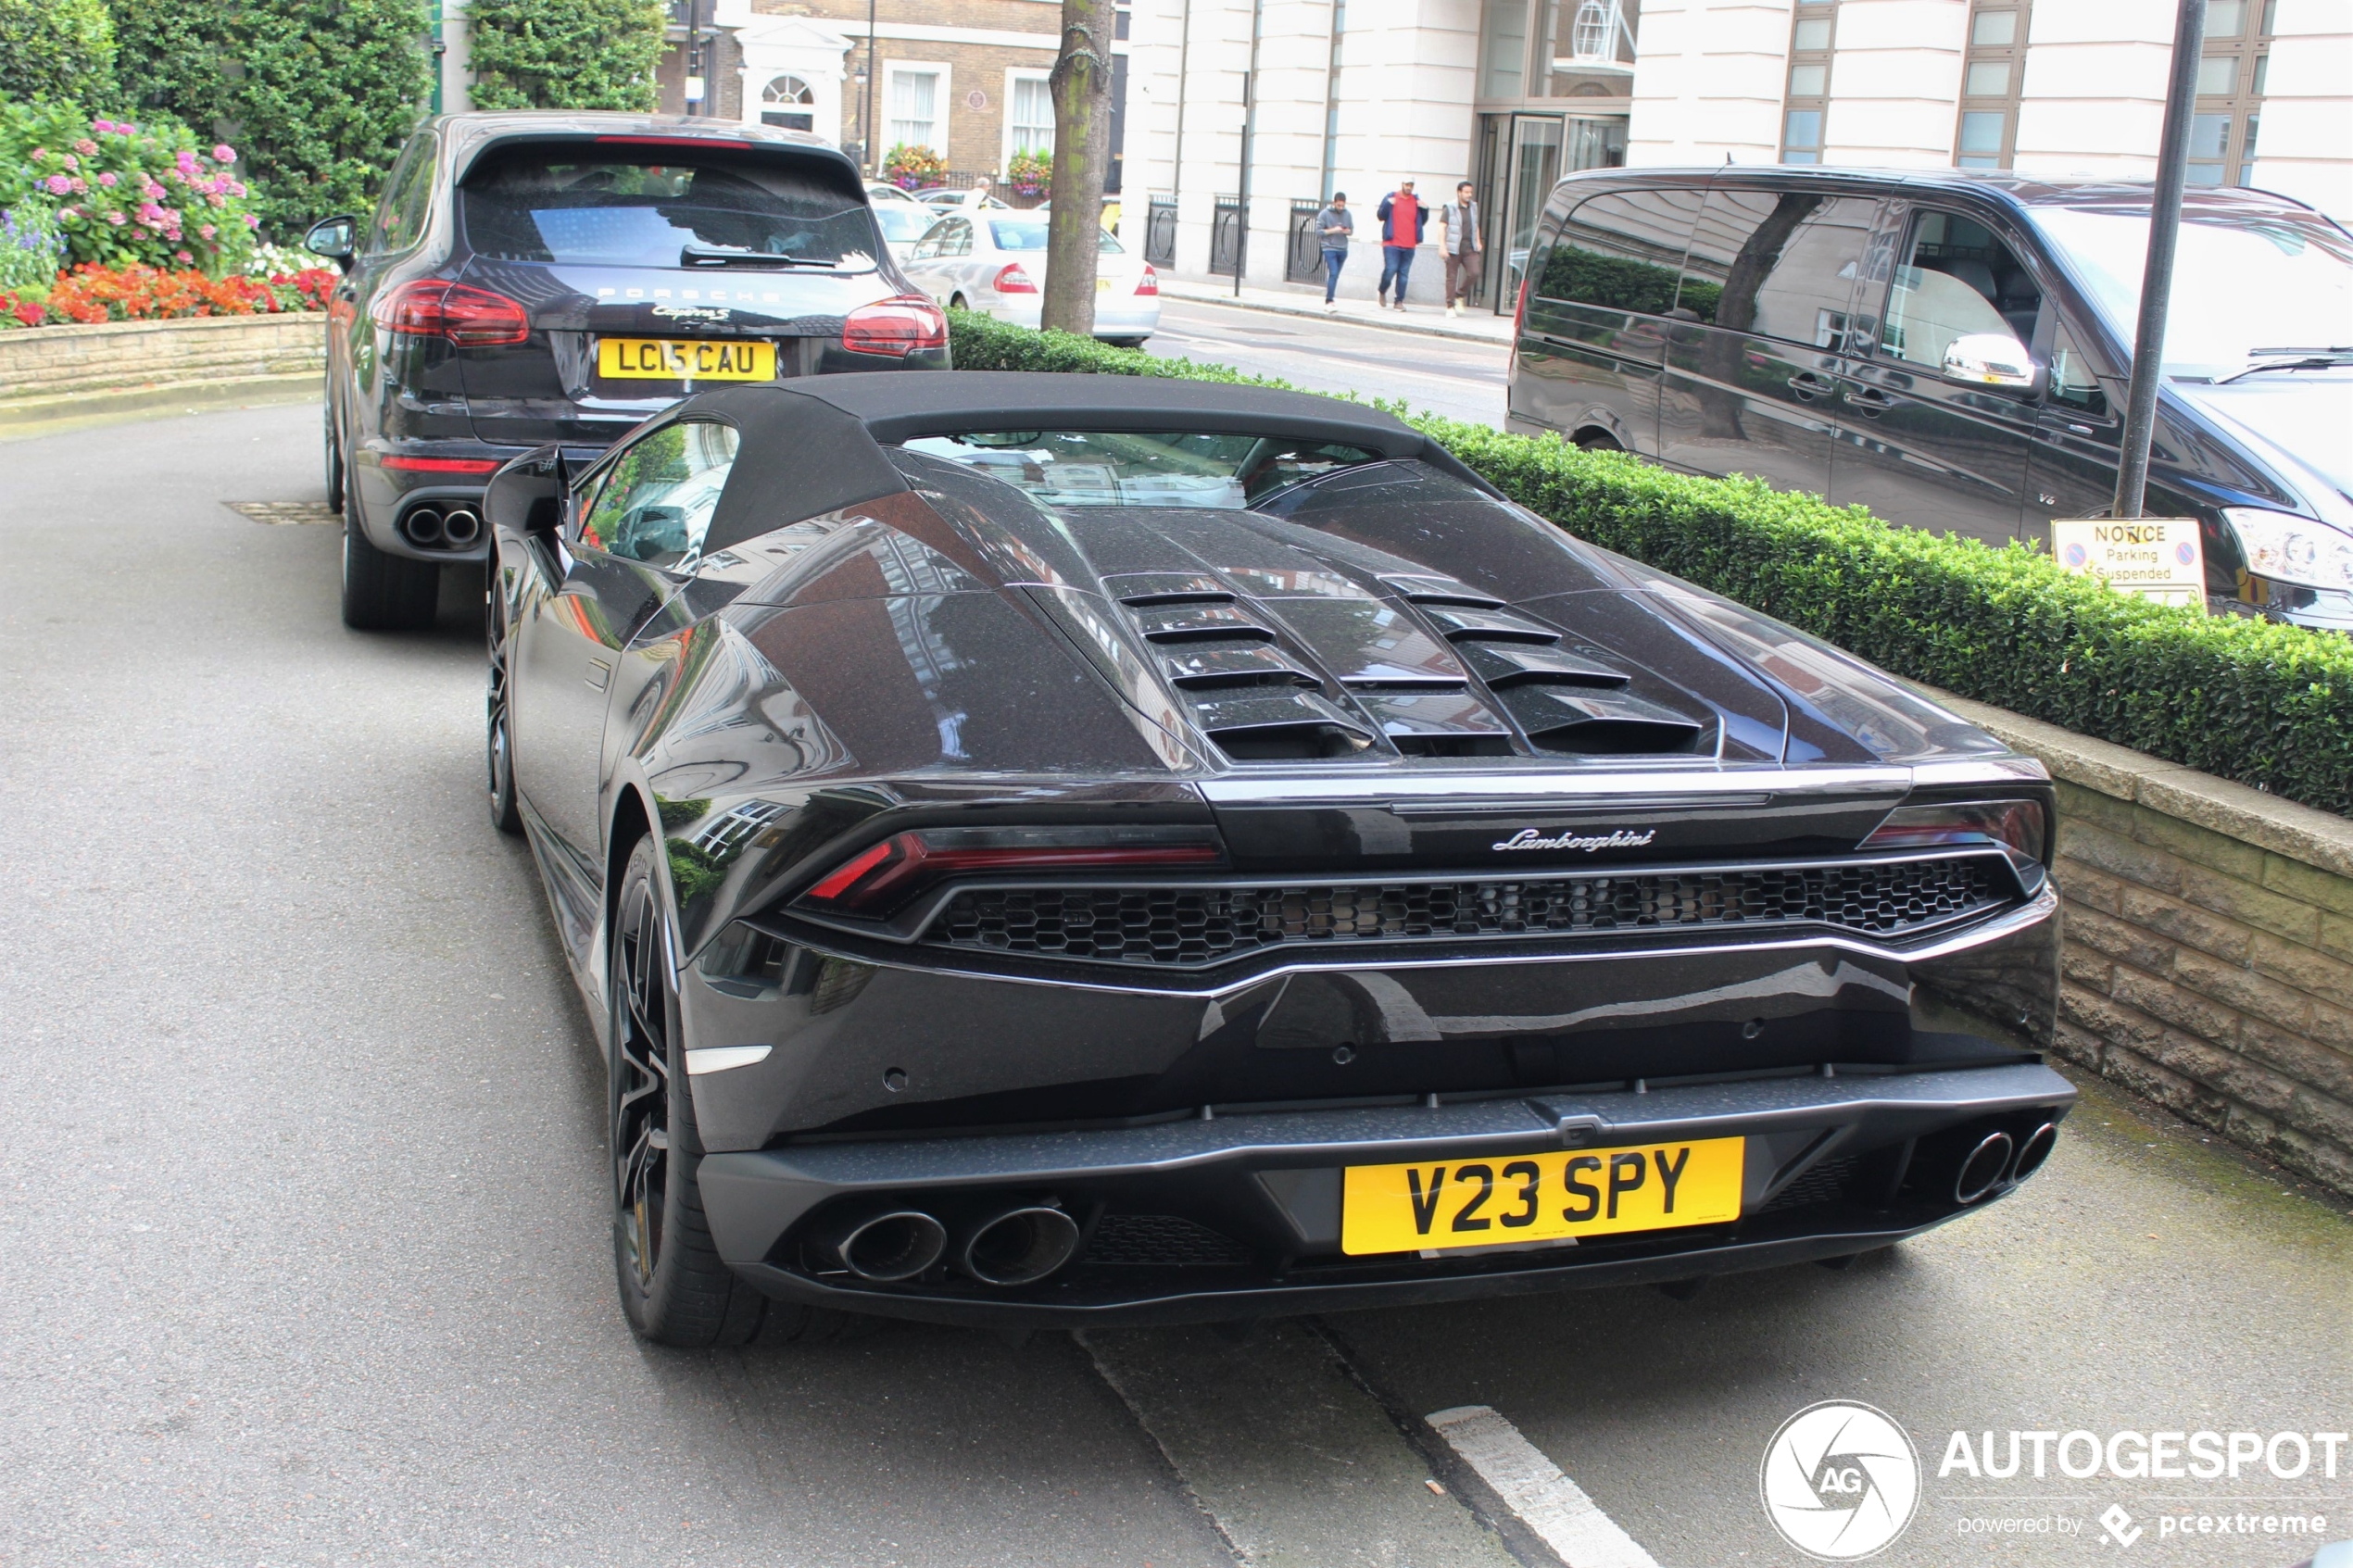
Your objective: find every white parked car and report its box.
[869,199,936,265]
[900,213,1160,347]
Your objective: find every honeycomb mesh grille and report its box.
[1086,1213,1253,1268]
[925,857,2005,967]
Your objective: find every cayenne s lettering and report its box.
[484,370,2074,1347]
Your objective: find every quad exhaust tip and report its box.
[960,1205,1080,1286]
[822,1210,948,1283]
[1954,1131,2016,1205]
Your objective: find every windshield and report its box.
[462,148,881,270]
[988,220,1123,254]
[872,203,933,243]
[901,431,1383,508]
[2030,205,2353,376]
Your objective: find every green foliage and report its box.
[945,307,2353,817]
[0,104,259,273]
[109,0,433,239]
[665,837,727,904]
[0,200,66,291]
[0,0,118,105]
[467,0,665,112]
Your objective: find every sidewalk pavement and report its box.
[1158,277,1515,347]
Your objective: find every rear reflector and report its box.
[383,455,503,474]
[371,280,530,346]
[842,295,948,357]
[799,826,1224,917]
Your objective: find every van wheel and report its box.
[341,519,441,632]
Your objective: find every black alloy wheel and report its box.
[607,838,777,1347]
[484,583,521,836]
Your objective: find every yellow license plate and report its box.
[1340,1136,1744,1255]
[1097,276,1111,291]
[597,337,776,382]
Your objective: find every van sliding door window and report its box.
[1677,189,1879,350]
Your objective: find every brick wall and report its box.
[1930,690,2353,1196]
[0,314,325,406]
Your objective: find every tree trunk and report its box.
[1040,0,1114,336]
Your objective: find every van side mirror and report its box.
[1942,332,2042,395]
[305,215,360,272]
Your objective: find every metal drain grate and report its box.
[229,501,342,526]
[1086,1213,1253,1267]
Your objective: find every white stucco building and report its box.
[1125,0,2353,311]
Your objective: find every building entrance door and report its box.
[1497,115,1563,311]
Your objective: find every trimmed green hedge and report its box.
[947,307,2353,816]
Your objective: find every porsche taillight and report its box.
[371,280,530,346]
[842,295,948,357]
[798,826,1225,917]
[1859,800,2048,886]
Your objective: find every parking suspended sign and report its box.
[2052,518,2207,610]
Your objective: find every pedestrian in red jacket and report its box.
[1376,182,1427,310]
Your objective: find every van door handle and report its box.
[1787,371,1830,400]
[1844,385,1893,418]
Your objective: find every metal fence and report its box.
[1286,200,1326,282]
[1209,195,1244,278]
[1144,197,1177,268]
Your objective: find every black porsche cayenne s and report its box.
[484,370,2074,1347]
[306,111,948,633]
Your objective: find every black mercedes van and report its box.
[1505,168,2353,631]
[305,112,950,631]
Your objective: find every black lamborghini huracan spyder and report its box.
[484,370,2073,1346]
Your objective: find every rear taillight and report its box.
[798,826,1225,918]
[842,295,948,357]
[1136,264,1159,295]
[992,262,1039,295]
[371,280,530,346]
[1512,275,1529,340]
[1860,800,2047,885]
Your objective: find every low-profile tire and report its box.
[341,511,441,632]
[484,584,522,837]
[609,837,784,1347]
[323,403,346,516]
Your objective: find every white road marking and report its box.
[1426,1405,1661,1568]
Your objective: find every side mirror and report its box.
[484,445,565,539]
[305,215,360,272]
[1942,332,2040,393]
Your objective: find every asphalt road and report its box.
[1146,297,1509,426]
[1,398,2346,1568]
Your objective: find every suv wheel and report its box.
[485,585,522,836]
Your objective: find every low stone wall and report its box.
[0,313,324,417]
[1930,689,2353,1196]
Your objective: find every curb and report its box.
[0,371,321,438]
[1159,282,1515,347]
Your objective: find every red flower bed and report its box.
[1,263,337,328]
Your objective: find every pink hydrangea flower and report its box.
[212,144,236,164]
[74,139,99,156]
[97,170,118,187]
[244,213,260,229]
[44,174,70,194]
[107,210,126,226]
[69,177,86,194]
[208,193,224,207]
[176,249,194,263]
[200,223,218,240]
[60,154,79,171]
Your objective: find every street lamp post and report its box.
[2112,0,2208,521]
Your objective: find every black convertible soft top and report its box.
[684,372,1496,557]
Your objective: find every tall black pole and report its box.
[2112,0,2207,521]
[864,0,879,174]
[1236,0,1263,298]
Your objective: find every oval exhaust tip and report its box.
[2011,1122,2058,1182]
[440,508,482,546]
[835,1210,947,1282]
[961,1206,1080,1286]
[1954,1131,2016,1205]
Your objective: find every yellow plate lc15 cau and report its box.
[597,337,776,382]
[1340,1136,1744,1255]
